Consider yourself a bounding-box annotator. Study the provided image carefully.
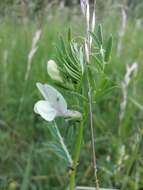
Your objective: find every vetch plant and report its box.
[34,0,114,189]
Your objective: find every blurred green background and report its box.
[0,0,143,189]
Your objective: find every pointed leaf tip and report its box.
[104,35,113,62]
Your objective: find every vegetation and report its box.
[0,0,143,189]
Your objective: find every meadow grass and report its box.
[0,6,143,190]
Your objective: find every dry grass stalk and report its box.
[119,62,138,121]
[80,1,99,189]
[80,0,96,61]
[25,29,42,81]
[117,8,127,55]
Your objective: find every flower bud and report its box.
[47,60,63,82]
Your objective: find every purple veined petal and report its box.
[34,100,57,121]
[36,83,67,113]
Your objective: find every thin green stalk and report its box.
[69,119,83,190]
[85,63,99,189]
[88,84,100,190]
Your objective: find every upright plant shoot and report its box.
[34,0,113,189]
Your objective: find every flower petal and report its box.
[47,60,63,82]
[34,100,57,121]
[36,83,67,114]
[65,109,82,119]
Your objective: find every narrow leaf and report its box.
[90,32,100,48]
[97,24,103,45]
[68,28,72,42]
[104,35,113,62]
[48,123,73,166]
[21,147,33,190]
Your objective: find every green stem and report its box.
[69,120,83,190]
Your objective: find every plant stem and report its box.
[69,120,83,190]
[88,86,100,190]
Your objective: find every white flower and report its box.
[47,60,63,82]
[34,83,82,121]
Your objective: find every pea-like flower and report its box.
[47,60,63,83]
[34,83,82,121]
